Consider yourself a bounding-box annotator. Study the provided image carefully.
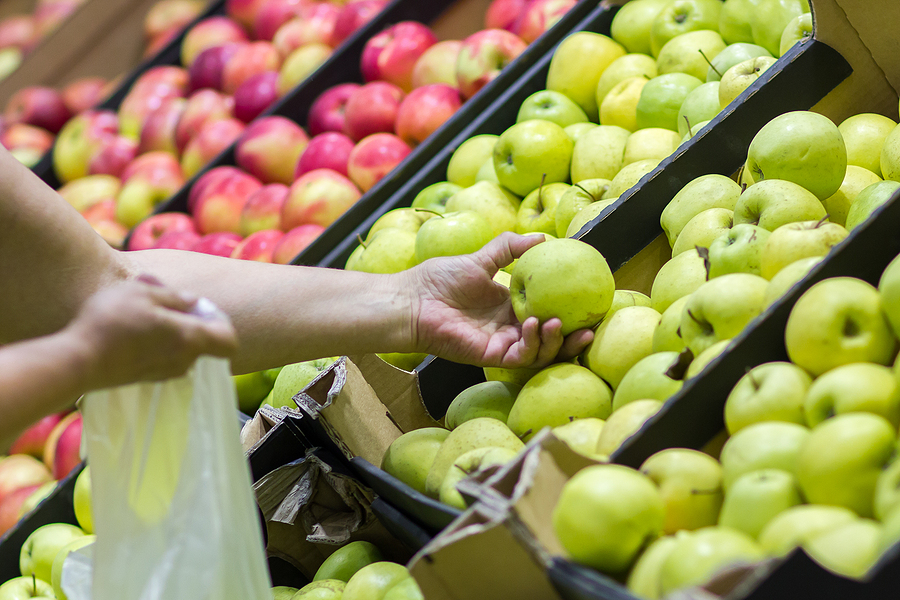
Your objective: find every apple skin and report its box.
[785,277,897,376]
[282,168,361,229]
[180,117,246,178]
[724,361,810,434]
[570,125,630,183]
[330,0,387,47]
[650,0,723,57]
[347,133,412,193]
[128,212,197,251]
[670,207,734,258]
[235,115,309,185]
[706,223,770,278]
[599,76,648,132]
[582,306,660,391]
[446,134,499,187]
[718,55,778,109]
[640,448,724,534]
[271,224,323,264]
[253,0,308,41]
[175,89,235,153]
[546,31,626,122]
[444,381,520,429]
[493,119,573,197]
[307,83,359,137]
[277,43,332,96]
[676,82,720,138]
[823,165,883,227]
[626,534,679,600]
[635,72,703,132]
[272,4,340,56]
[360,21,437,92]
[440,446,519,509]
[759,504,858,557]
[0,575,55,599]
[804,362,900,428]
[445,180,520,237]
[844,180,900,231]
[764,255,823,306]
[348,228,417,274]
[878,252,900,339]
[661,174,742,246]
[732,178,827,232]
[411,40,463,89]
[759,220,848,280]
[188,42,242,93]
[314,540,384,583]
[240,183,288,235]
[751,0,809,57]
[191,232,242,257]
[189,165,262,214]
[779,11,813,56]
[395,84,462,147]
[230,229,283,262]
[611,351,683,411]
[42,412,82,480]
[232,70,280,123]
[555,179,611,237]
[295,132,355,179]
[456,29,528,100]
[0,484,42,536]
[53,110,120,184]
[138,96,186,154]
[649,248,708,314]
[221,41,282,95]
[413,210,494,263]
[4,86,71,134]
[803,518,883,580]
[515,182,569,235]
[181,16,248,67]
[342,81,404,142]
[0,455,52,505]
[596,54,658,112]
[719,421,810,490]
[517,0,576,44]
[652,296,689,354]
[718,469,803,539]
[118,66,189,141]
[706,42,772,82]
[411,181,462,215]
[9,413,67,459]
[517,89,588,129]
[192,172,260,235]
[880,121,900,181]
[658,526,763,597]
[0,14,36,52]
[657,30,726,81]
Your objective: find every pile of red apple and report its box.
[0,0,89,83]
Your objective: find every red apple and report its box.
[0,455,52,504]
[347,132,411,192]
[175,88,234,152]
[272,3,340,57]
[81,198,117,224]
[253,0,310,41]
[485,0,531,31]
[517,0,575,43]
[61,77,108,113]
[230,228,283,261]
[272,223,323,263]
[1,123,53,155]
[118,67,189,140]
[57,174,121,212]
[330,0,386,48]
[295,131,354,177]
[221,41,281,95]
[87,135,139,178]
[0,15,37,52]
[188,42,242,92]
[395,84,461,146]
[181,16,249,67]
[139,96,186,154]
[342,81,404,142]
[282,168,361,229]
[411,40,463,88]
[53,110,120,182]
[144,0,205,40]
[360,21,437,92]
[233,70,279,122]
[235,115,308,184]
[307,82,359,136]
[0,484,40,536]
[43,412,82,480]
[153,229,202,250]
[18,481,57,519]
[121,151,183,184]
[188,165,260,213]
[193,231,243,256]
[4,86,71,134]
[226,0,268,29]
[456,29,527,99]
[193,170,262,233]
[181,117,245,178]
[128,211,197,251]
[9,414,66,459]
[240,183,288,235]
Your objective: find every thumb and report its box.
[471,232,545,273]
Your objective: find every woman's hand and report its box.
[404,233,594,369]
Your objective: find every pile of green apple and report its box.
[233,357,340,415]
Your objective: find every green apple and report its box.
[564,198,617,238]
[626,534,679,600]
[73,467,93,535]
[0,576,55,599]
[823,165,882,227]
[661,174,742,246]
[599,76,649,131]
[718,56,778,109]
[595,399,665,458]
[803,519,883,580]
[759,219,848,280]
[438,446,518,509]
[596,53,659,110]
[879,252,900,339]
[718,0,763,44]
[20,523,85,583]
[555,179,611,236]
[552,418,606,458]
[382,577,423,600]
[509,237,615,335]
[881,506,900,553]
[367,208,432,239]
[484,365,541,387]
[493,119,573,197]
[444,381,520,429]
[515,182,570,234]
[681,118,712,142]
[718,469,802,538]
[746,110,848,201]
[570,125,630,182]
[707,223,771,277]
[425,417,524,497]
[751,0,810,56]
[582,306,661,390]
[609,289,653,315]
[649,247,708,313]
[445,180,521,237]
[880,122,900,181]
[658,30,726,82]
[552,464,665,573]
[652,296,689,352]
[293,580,345,599]
[411,182,463,214]
[650,0,723,57]
[507,363,612,439]
[874,459,900,520]
[844,180,900,230]
[805,362,900,428]
[270,357,338,408]
[447,134,499,187]
[605,158,660,199]
[778,11,813,56]
[476,157,500,183]
[517,90,589,128]
[684,338,730,379]
[377,352,429,371]
[732,179,827,231]
[706,43,772,82]
[676,82,721,137]
[785,277,897,376]
[724,361,810,433]
[719,421,810,489]
[797,412,896,518]
[342,562,414,600]
[381,428,450,495]
[658,526,763,596]
[623,128,682,166]
[350,228,418,274]
[51,534,96,600]
[546,31,627,121]
[414,210,495,262]
[763,256,823,305]
[636,73,704,131]
[640,448,723,533]
[679,273,768,356]
[612,351,683,410]
[758,504,858,556]
[564,122,598,142]
[610,0,675,55]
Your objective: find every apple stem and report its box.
[537,173,547,211]
[356,233,368,249]
[699,49,721,78]
[665,348,694,381]
[414,208,445,218]
[695,245,712,281]
[519,428,533,441]
[747,369,761,392]
[32,574,37,593]
[815,214,830,228]
[683,115,692,136]
[573,183,599,203]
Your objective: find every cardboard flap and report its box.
[240,406,298,453]
[350,354,441,431]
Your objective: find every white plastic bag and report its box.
[76,299,270,600]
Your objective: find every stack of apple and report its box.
[0,412,82,538]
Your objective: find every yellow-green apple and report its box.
[493,119,573,196]
[718,0,762,44]
[239,183,288,235]
[707,223,770,277]
[343,562,419,600]
[845,180,900,230]
[626,534,679,600]
[515,182,569,234]
[52,110,120,183]
[128,211,197,251]
[676,82,720,137]
[307,83,359,137]
[658,526,762,596]
[718,56,777,108]
[350,228,418,274]
[706,42,772,82]
[670,208,733,257]
[272,5,340,56]
[381,427,451,495]
[43,412,81,480]
[746,111,848,201]
[51,533,95,600]
[546,31,626,121]
[56,174,120,213]
[732,179,827,231]
[288,579,342,599]
[641,448,723,533]
[456,29,528,99]
[138,96,186,154]
[759,219,848,280]
[650,0,723,57]
[187,42,241,92]
[253,0,307,41]
[20,522,85,582]
[235,116,309,185]
[875,460,900,521]
[414,210,494,262]
[879,252,900,338]
[681,118,712,142]
[751,0,809,56]
[347,132,412,192]
[779,11,813,56]
[719,420,809,489]
[439,446,518,509]
[555,179,610,236]
[785,277,896,376]
[610,0,673,55]
[222,40,282,95]
[679,273,768,355]
[599,76,648,131]
[4,86,70,134]
[181,117,245,178]
[411,40,463,88]
[175,89,235,152]
[661,174,742,245]
[0,46,22,80]
[367,207,432,238]
[446,134,499,187]
[507,363,612,439]
[395,84,462,146]
[759,504,858,556]
[315,540,384,582]
[297,132,355,177]
[596,53,658,113]
[361,21,437,92]
[483,365,541,388]
[605,157,660,199]
[564,197,617,237]
[797,413,896,518]
[233,368,274,414]
[517,0,576,44]
[233,70,279,122]
[880,122,900,181]
[0,455,51,505]
[612,351,683,410]
[723,361,810,433]
[823,165,882,227]
[0,576,54,599]
[425,417,524,497]
[276,43,332,96]
[582,306,660,390]
[282,168,361,229]
[637,72,703,131]
[596,399,665,457]
[517,90,588,128]
[719,469,802,538]
[269,357,338,409]
[192,232,242,256]
[445,381,520,429]
[656,30,726,80]
[230,229,283,262]
[622,128,681,166]
[803,518,882,580]
[342,81,404,142]
[763,255,822,305]
[330,0,388,47]
[649,247,708,313]
[805,362,900,428]
[570,125,630,183]
[411,181,462,214]
[181,16,248,67]
[272,224,322,264]
[652,296,689,353]
[118,66,189,140]
[0,484,41,536]
[552,418,606,458]
[684,338,731,379]
[553,464,665,573]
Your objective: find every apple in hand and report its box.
[759,219,848,280]
[456,29,527,99]
[724,361,810,434]
[679,273,768,356]
[493,119,573,197]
